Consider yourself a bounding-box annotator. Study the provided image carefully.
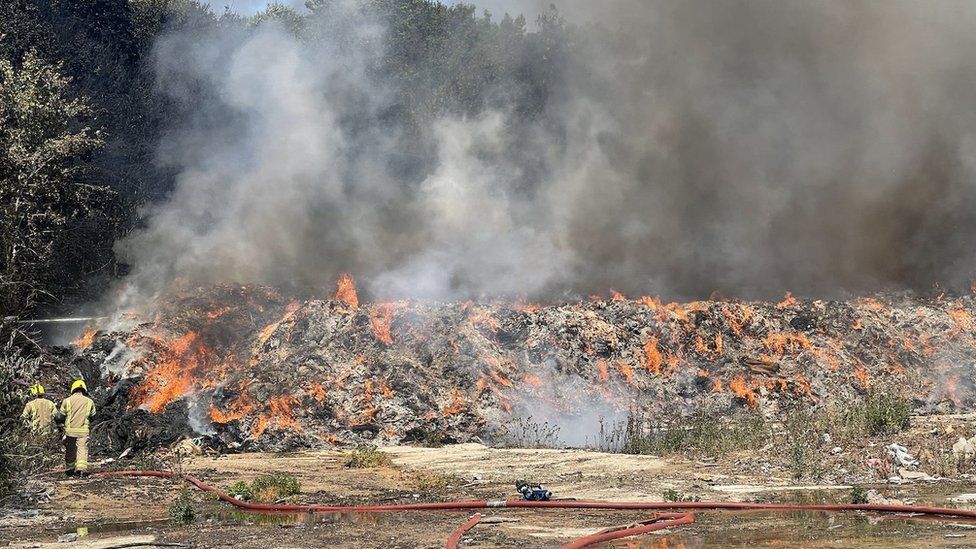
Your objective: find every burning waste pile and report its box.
[71,275,976,454]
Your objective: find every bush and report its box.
[343,445,392,468]
[226,474,301,503]
[227,480,254,501]
[622,408,770,457]
[250,474,301,502]
[0,330,58,502]
[662,489,700,503]
[858,392,911,437]
[169,490,196,524]
[850,484,868,504]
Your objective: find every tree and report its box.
[0,50,113,314]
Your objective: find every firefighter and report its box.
[58,380,96,478]
[21,384,56,433]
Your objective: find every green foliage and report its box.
[168,489,196,524]
[0,327,57,501]
[857,392,912,437]
[343,445,392,468]
[0,49,114,313]
[227,480,254,501]
[226,474,301,502]
[850,484,868,505]
[662,489,700,503]
[621,408,770,457]
[250,473,301,502]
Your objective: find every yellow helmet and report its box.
[70,379,88,393]
[30,384,44,396]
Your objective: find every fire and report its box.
[940,374,962,406]
[763,332,811,355]
[949,309,973,338]
[857,296,885,313]
[616,360,635,385]
[711,377,724,393]
[722,305,753,335]
[610,289,626,301]
[131,332,211,413]
[467,308,499,332]
[252,395,300,437]
[639,296,663,310]
[370,302,400,345]
[306,383,327,403]
[524,374,545,387]
[596,359,609,382]
[443,389,466,416]
[334,273,359,308]
[728,376,757,407]
[777,292,797,308]
[794,374,813,398]
[257,300,300,345]
[642,336,663,374]
[73,327,98,350]
[854,361,870,387]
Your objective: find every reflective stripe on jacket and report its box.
[60,392,95,437]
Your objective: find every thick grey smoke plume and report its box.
[117,0,976,304]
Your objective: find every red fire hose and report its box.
[101,470,976,548]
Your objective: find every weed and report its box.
[344,445,392,468]
[227,480,254,501]
[168,490,196,524]
[226,474,301,502]
[849,484,868,504]
[662,488,700,502]
[858,392,911,436]
[622,408,770,457]
[415,472,465,494]
[498,417,561,449]
[251,474,301,502]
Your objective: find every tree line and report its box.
[0,0,573,319]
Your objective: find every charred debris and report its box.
[56,281,976,454]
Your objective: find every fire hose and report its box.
[101,470,976,548]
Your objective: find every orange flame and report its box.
[777,292,797,308]
[610,289,626,301]
[596,359,609,382]
[334,273,359,308]
[854,361,870,387]
[763,332,811,355]
[442,389,466,416]
[73,327,98,350]
[616,360,635,385]
[728,377,757,407]
[370,302,399,345]
[131,332,210,413]
[949,309,973,338]
[642,336,663,374]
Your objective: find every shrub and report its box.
[226,474,301,503]
[850,484,868,505]
[250,474,301,502]
[662,489,700,503]
[622,408,770,457]
[343,445,392,468]
[169,490,196,524]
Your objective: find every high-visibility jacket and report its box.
[60,392,96,437]
[21,397,56,431]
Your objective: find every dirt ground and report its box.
[6,425,976,548]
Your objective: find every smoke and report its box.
[115,0,976,307]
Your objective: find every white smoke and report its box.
[114,0,976,309]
